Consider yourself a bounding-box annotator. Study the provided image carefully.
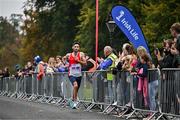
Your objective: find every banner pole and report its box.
[95,0,98,67]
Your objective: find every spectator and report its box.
[0,69,3,78]
[14,64,23,79]
[121,55,131,70]
[55,56,67,72]
[155,39,179,114]
[82,54,96,72]
[137,46,158,117]
[155,39,174,68]
[46,57,56,73]
[3,67,10,78]
[137,54,149,107]
[170,23,180,115]
[121,43,138,107]
[56,56,63,67]
[34,55,45,80]
[170,23,180,68]
[26,61,34,75]
[118,43,137,72]
[99,46,118,103]
[62,56,69,71]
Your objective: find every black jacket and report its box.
[159,52,174,68]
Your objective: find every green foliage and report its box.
[142,0,180,44]
[21,0,81,62]
[0,17,21,72]
[2,0,180,68]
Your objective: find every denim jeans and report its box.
[118,72,130,106]
[107,80,114,103]
[148,80,158,111]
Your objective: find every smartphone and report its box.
[155,48,159,55]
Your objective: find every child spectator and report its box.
[137,54,149,107]
[34,56,45,80]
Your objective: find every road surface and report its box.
[0,96,121,119]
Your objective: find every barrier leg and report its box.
[85,103,96,112]
[55,98,63,105]
[146,112,157,120]
[125,109,138,119]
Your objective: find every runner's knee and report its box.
[73,81,78,89]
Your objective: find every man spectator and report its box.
[170,22,180,68]
[155,39,179,115]
[99,46,118,103]
[170,23,180,115]
[155,39,174,68]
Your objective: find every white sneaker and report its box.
[112,101,117,106]
[73,101,78,109]
[51,101,56,104]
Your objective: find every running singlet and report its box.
[69,52,82,77]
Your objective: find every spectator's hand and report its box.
[131,72,137,75]
[29,70,34,74]
[97,57,103,63]
[170,47,179,55]
[18,72,23,77]
[154,50,162,61]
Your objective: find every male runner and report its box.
[66,42,86,108]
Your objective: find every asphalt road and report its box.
[0,96,121,119]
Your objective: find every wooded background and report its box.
[0,0,180,72]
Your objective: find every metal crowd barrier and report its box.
[0,69,179,120]
[0,77,2,95]
[158,68,180,119]
[24,75,33,98]
[123,69,161,119]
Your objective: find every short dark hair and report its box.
[170,23,180,34]
[73,42,80,46]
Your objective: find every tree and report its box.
[0,17,21,72]
[21,0,81,62]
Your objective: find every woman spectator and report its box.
[55,56,68,72]
[137,46,159,119]
[46,57,56,73]
[56,56,63,67]
[117,43,138,115]
[122,43,138,107]
[26,61,34,75]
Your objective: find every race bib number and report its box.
[69,64,82,77]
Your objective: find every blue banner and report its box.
[111,5,150,54]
